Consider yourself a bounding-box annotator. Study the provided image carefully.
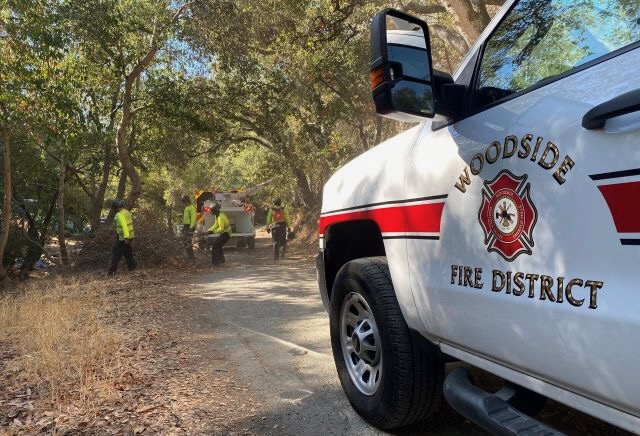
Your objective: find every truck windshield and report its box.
[478,0,640,98]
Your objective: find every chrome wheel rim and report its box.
[340,292,382,395]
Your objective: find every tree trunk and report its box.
[89,90,118,230]
[57,153,69,265]
[430,23,470,56]
[292,167,318,210]
[398,2,446,15]
[39,190,59,248]
[20,216,41,278]
[166,206,174,234]
[0,128,12,280]
[357,120,370,152]
[106,169,127,223]
[15,191,57,275]
[443,0,491,44]
[115,28,160,209]
[89,137,112,230]
[116,73,142,208]
[114,2,193,208]
[116,167,127,201]
[374,117,384,147]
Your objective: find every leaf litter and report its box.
[1,267,259,435]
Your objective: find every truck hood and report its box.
[321,124,425,214]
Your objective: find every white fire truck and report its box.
[317,1,640,434]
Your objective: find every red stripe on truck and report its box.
[598,181,640,233]
[319,202,445,236]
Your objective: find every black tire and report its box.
[329,257,443,430]
[247,236,256,249]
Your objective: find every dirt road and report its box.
[181,236,488,436]
[179,234,632,436]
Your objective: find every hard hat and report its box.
[273,197,282,206]
[111,199,125,209]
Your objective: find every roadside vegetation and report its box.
[1,278,123,407]
[1,266,261,434]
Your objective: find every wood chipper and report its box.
[194,190,256,249]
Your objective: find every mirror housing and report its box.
[370,9,464,123]
[370,9,435,122]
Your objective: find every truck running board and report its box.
[443,368,565,436]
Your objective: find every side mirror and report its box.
[370,9,435,122]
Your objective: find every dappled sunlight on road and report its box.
[185,277,318,308]
[181,253,321,310]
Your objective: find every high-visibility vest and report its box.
[115,209,135,241]
[183,204,196,228]
[208,212,232,236]
[272,208,285,223]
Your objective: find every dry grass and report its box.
[0,276,124,409]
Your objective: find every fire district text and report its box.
[450,265,602,309]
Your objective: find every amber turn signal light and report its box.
[370,66,385,91]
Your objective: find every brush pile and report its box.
[74,208,184,269]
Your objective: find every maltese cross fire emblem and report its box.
[478,170,538,262]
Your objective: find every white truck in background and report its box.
[316,1,640,434]
[195,190,256,249]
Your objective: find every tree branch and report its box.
[430,23,469,55]
[234,135,274,150]
[71,169,95,199]
[397,2,447,15]
[130,103,154,115]
[0,100,8,119]
[163,1,197,31]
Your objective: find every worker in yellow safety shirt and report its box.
[181,194,196,260]
[266,197,291,260]
[107,199,137,275]
[207,203,231,266]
